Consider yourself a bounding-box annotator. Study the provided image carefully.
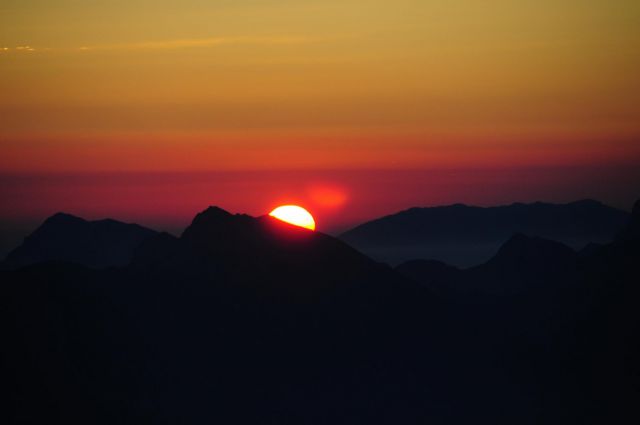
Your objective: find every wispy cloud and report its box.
[78,35,322,52]
[1,45,37,53]
[0,35,327,54]
[0,36,338,54]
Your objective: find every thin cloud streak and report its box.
[0,46,36,53]
[1,35,333,54]
[78,36,324,51]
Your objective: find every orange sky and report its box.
[1,1,639,234]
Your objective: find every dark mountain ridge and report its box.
[1,213,157,270]
[131,206,403,299]
[1,206,435,424]
[1,203,639,424]
[394,212,640,422]
[340,199,629,266]
[396,233,579,298]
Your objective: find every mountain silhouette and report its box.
[0,213,157,270]
[132,206,403,298]
[617,199,640,241]
[340,199,629,266]
[397,233,578,297]
[394,213,640,423]
[1,207,433,424]
[1,203,639,424]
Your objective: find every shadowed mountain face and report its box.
[1,208,432,425]
[132,207,405,299]
[618,199,640,241]
[1,204,639,424]
[1,213,158,270]
[396,234,579,298]
[340,200,629,267]
[394,211,640,423]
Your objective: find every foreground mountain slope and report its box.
[1,213,158,269]
[1,207,438,424]
[395,202,640,422]
[2,204,639,424]
[340,200,629,266]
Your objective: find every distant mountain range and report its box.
[396,233,579,297]
[2,199,630,270]
[340,199,630,266]
[0,213,157,270]
[1,201,639,423]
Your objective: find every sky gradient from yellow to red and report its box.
[1,1,639,237]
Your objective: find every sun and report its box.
[269,205,316,231]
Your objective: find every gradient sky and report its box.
[1,1,639,240]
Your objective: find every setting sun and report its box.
[269,205,316,231]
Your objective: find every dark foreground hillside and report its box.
[1,203,639,424]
